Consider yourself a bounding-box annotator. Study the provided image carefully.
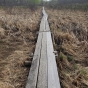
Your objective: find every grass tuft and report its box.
[67,55,74,62]
[80,70,87,76]
[59,54,64,61]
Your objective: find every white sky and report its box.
[43,0,51,1]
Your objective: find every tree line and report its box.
[44,0,88,11]
[57,0,88,5]
[0,0,42,6]
[0,0,88,11]
[44,0,88,6]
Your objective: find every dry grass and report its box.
[0,7,42,88]
[46,8,88,88]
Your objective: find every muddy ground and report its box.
[46,8,88,88]
[0,7,42,88]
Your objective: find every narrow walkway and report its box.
[26,7,61,88]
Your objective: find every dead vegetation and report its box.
[0,7,42,88]
[46,8,88,88]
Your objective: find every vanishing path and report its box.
[26,7,61,88]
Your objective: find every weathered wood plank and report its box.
[37,15,48,88]
[26,13,45,88]
[46,20,61,88]
[37,31,47,88]
[26,32,42,88]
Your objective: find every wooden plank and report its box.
[37,32,47,88]
[37,14,48,88]
[46,21,61,88]
[26,13,45,88]
[26,31,42,88]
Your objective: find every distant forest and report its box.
[0,0,88,6]
[56,0,88,5]
[0,0,37,6]
[47,0,88,10]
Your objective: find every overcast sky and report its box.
[43,0,51,1]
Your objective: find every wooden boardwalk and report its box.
[26,7,61,88]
